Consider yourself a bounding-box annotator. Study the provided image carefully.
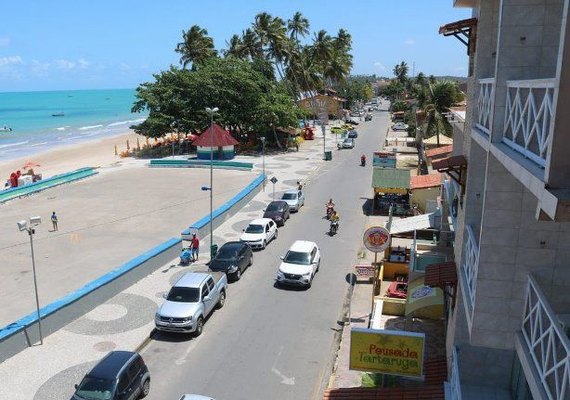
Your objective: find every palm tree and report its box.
[253,12,273,50]
[420,80,464,146]
[175,25,217,70]
[241,28,263,60]
[393,61,409,84]
[287,12,310,45]
[224,34,246,59]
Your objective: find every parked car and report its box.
[391,122,409,131]
[276,240,321,288]
[345,118,359,125]
[348,130,358,139]
[339,138,355,149]
[155,271,227,335]
[281,189,305,212]
[72,351,150,400]
[263,200,290,226]
[365,114,373,121]
[240,218,278,249]
[209,241,253,281]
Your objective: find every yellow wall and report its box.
[410,187,440,213]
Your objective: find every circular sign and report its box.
[363,226,391,252]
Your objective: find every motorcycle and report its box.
[329,220,339,235]
[361,157,366,167]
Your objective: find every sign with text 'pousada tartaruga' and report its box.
[349,328,425,379]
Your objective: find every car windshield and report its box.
[245,224,264,234]
[215,247,238,261]
[283,250,311,265]
[75,377,115,400]
[266,203,283,212]
[282,193,297,200]
[166,287,200,303]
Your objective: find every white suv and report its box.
[240,218,278,249]
[276,240,320,288]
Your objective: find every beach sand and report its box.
[0,132,143,181]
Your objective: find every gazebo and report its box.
[193,124,239,160]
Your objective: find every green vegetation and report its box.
[131,12,356,147]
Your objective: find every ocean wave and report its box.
[30,141,49,147]
[0,140,28,149]
[106,118,145,127]
[55,126,70,131]
[79,124,104,131]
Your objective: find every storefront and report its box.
[371,167,411,216]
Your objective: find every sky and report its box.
[0,0,472,92]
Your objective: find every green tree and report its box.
[175,25,217,70]
[393,61,409,84]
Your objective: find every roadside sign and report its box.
[363,226,391,252]
[354,264,376,278]
[373,151,396,168]
[270,176,278,184]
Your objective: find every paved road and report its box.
[141,108,391,400]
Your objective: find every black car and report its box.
[72,351,150,400]
[209,241,253,281]
[348,130,358,138]
[263,200,290,226]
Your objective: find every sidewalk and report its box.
[0,125,339,400]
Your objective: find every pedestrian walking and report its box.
[191,233,200,262]
[51,211,58,231]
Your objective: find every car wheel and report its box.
[195,317,204,337]
[235,269,241,281]
[307,276,313,289]
[140,379,150,398]
[317,261,320,272]
[262,240,266,250]
[217,290,226,309]
[248,254,253,266]
[274,230,279,240]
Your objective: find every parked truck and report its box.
[155,271,227,336]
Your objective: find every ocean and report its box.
[0,88,147,162]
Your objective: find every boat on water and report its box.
[52,112,64,117]
[0,125,12,132]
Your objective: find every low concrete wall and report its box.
[149,159,253,171]
[0,173,264,363]
[0,167,98,204]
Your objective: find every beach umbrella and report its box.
[23,161,40,170]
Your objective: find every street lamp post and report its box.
[260,136,266,191]
[205,107,219,258]
[17,216,43,345]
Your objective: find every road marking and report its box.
[271,346,295,385]
[174,335,203,365]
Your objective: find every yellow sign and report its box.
[349,328,425,378]
[363,226,391,252]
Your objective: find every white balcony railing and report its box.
[446,347,463,400]
[442,178,460,230]
[521,275,570,400]
[461,225,479,327]
[503,79,556,168]
[475,78,495,135]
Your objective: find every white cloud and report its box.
[0,55,23,67]
[373,62,387,71]
[30,59,51,76]
[0,37,10,47]
[55,59,76,69]
[404,39,415,46]
[78,58,90,69]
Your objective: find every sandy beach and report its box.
[0,131,143,181]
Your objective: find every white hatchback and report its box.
[276,240,320,288]
[240,218,278,249]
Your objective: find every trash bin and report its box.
[324,151,332,161]
[210,244,218,258]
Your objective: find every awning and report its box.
[372,167,410,191]
[424,262,457,288]
[410,173,442,190]
[193,124,239,147]
[405,277,444,319]
[389,212,439,235]
[432,155,467,191]
[425,145,453,159]
[439,17,478,55]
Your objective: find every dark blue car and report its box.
[348,130,358,139]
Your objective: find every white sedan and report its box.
[240,218,278,249]
[339,138,355,149]
[281,190,305,212]
[276,240,321,288]
[391,122,409,131]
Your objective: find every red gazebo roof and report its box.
[193,124,239,147]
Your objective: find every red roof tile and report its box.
[323,385,444,400]
[193,124,239,147]
[425,145,453,158]
[424,262,458,287]
[432,155,467,172]
[410,173,443,190]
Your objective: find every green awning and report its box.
[372,167,411,189]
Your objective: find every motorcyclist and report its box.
[330,211,340,234]
[297,181,303,191]
[325,198,335,219]
[361,154,366,166]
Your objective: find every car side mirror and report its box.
[162,293,167,299]
[263,209,266,212]
[74,384,78,389]
[280,256,284,260]
[242,228,245,232]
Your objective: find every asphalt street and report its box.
[141,107,391,400]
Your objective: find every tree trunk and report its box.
[272,126,282,150]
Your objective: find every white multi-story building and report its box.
[436,1,570,399]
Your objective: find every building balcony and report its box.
[442,177,461,232]
[459,225,479,333]
[470,77,570,221]
[444,347,463,400]
[516,275,570,400]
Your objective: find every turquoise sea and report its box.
[0,89,147,162]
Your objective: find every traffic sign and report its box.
[270,176,278,184]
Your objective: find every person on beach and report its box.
[191,233,200,262]
[51,211,58,231]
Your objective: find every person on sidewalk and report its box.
[191,233,200,262]
[51,211,58,231]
